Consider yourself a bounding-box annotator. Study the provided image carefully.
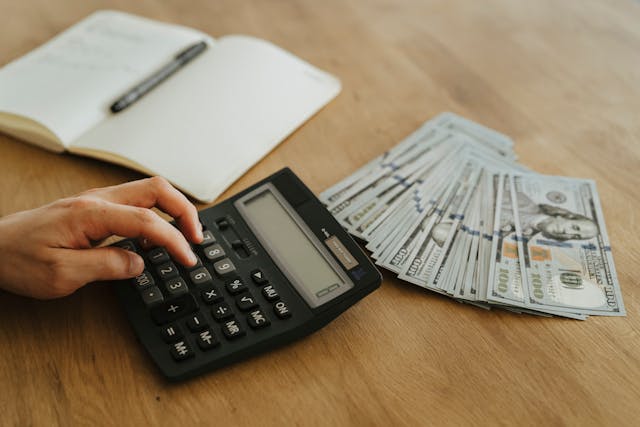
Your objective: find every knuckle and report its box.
[149,176,172,193]
[135,208,158,227]
[43,254,75,298]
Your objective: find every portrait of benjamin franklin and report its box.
[500,188,598,242]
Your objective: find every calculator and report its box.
[114,168,381,381]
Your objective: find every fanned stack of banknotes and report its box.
[321,113,625,319]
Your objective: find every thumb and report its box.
[68,246,145,285]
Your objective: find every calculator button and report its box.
[151,294,198,325]
[165,277,189,297]
[247,309,271,329]
[201,285,224,304]
[156,262,179,281]
[225,278,247,295]
[132,270,155,290]
[250,269,268,285]
[262,284,279,301]
[115,240,137,252]
[211,302,234,321]
[170,340,194,361]
[203,243,226,262]
[196,329,219,350]
[140,286,164,306]
[147,247,169,265]
[236,293,258,311]
[216,218,229,230]
[187,254,203,270]
[199,230,216,246]
[221,319,245,340]
[186,313,208,332]
[161,324,183,343]
[190,267,213,286]
[213,258,236,277]
[273,301,292,319]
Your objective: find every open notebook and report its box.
[0,10,341,202]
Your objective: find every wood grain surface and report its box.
[1,0,639,425]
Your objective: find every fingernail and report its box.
[189,251,198,266]
[128,253,144,276]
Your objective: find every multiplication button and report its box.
[201,285,223,304]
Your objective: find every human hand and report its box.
[0,177,202,299]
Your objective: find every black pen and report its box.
[110,40,208,113]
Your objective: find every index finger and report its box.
[83,176,203,243]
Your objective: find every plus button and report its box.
[167,304,179,313]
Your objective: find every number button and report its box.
[247,309,270,329]
[211,302,233,321]
[156,262,179,281]
[221,319,245,340]
[225,278,247,295]
[273,301,292,319]
[199,230,216,246]
[165,278,188,297]
[203,243,226,262]
[115,240,137,252]
[262,284,279,301]
[132,270,155,290]
[235,293,258,311]
[201,285,223,304]
[147,247,169,265]
[170,340,194,361]
[196,329,219,350]
[141,286,164,306]
[213,258,236,277]
[190,267,213,286]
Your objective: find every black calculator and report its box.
[114,168,381,381]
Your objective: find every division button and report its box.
[201,285,224,304]
[189,267,213,286]
[247,309,270,329]
[151,294,198,325]
[225,278,247,295]
[222,319,245,340]
[211,302,234,321]
[261,284,279,301]
[147,247,169,265]
[196,329,219,350]
[203,243,226,262]
[161,323,184,343]
[165,277,189,297]
[141,285,164,306]
[132,270,155,290]
[170,340,194,361]
[250,269,268,285]
[186,313,208,332]
[273,300,292,319]
[213,258,237,277]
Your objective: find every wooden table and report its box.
[1,1,639,425]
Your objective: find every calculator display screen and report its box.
[238,185,353,308]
